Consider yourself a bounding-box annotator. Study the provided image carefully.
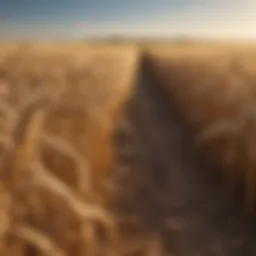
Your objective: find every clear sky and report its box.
[0,0,256,39]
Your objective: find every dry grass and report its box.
[0,43,139,256]
[147,46,256,211]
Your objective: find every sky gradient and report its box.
[0,0,256,39]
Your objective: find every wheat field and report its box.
[1,42,256,256]
[0,43,140,256]
[148,46,256,210]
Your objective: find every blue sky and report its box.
[0,0,256,39]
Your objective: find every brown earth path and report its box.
[113,54,256,256]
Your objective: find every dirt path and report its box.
[113,54,256,256]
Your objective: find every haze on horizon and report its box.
[0,0,256,40]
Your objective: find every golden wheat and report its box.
[0,43,138,256]
[148,48,256,211]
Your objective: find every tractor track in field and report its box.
[113,53,255,256]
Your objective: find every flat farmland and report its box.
[147,45,256,205]
[0,43,139,256]
[1,42,256,256]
